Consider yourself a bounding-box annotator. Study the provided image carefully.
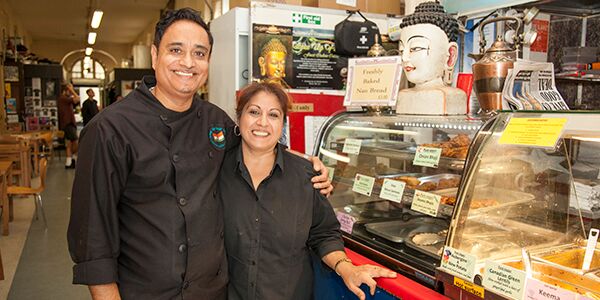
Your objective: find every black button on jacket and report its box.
[219,143,344,300]
[67,76,238,299]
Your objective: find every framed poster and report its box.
[3,65,19,82]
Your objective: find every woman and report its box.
[219,82,396,300]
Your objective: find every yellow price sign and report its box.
[454,277,485,298]
[498,118,567,148]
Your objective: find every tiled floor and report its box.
[1,158,90,300]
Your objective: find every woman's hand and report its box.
[336,263,397,300]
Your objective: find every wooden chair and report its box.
[54,130,66,160]
[7,158,48,229]
[38,131,54,161]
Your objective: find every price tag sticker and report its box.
[411,190,441,217]
[482,261,526,300]
[342,138,362,155]
[413,146,442,168]
[335,211,356,234]
[352,173,375,197]
[453,277,484,298]
[499,118,567,148]
[440,246,477,280]
[379,179,406,203]
[524,278,576,300]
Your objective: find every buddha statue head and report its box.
[258,38,288,80]
[399,1,460,88]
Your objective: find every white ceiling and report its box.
[8,0,169,44]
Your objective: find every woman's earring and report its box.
[234,125,241,136]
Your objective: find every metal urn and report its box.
[470,16,521,112]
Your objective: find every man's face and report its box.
[87,90,95,98]
[151,20,210,102]
[263,51,286,79]
[399,24,449,85]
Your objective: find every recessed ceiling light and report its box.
[88,32,97,45]
[91,10,104,29]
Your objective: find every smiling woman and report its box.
[218,82,397,300]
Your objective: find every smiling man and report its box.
[68,8,330,300]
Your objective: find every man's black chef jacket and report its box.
[67,76,237,299]
[219,143,344,300]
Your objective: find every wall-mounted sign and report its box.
[343,56,402,107]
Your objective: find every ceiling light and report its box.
[85,47,93,56]
[91,10,104,29]
[88,32,97,45]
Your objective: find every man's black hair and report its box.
[153,7,214,53]
[400,1,459,43]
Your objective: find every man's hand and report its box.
[337,263,397,300]
[89,283,121,300]
[309,155,333,196]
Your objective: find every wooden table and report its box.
[0,143,30,188]
[0,160,13,236]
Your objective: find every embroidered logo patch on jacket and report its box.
[209,127,226,149]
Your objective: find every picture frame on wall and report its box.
[3,65,19,82]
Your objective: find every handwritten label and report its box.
[524,278,577,300]
[326,167,335,182]
[290,103,314,112]
[499,118,567,148]
[454,277,485,298]
[483,261,526,300]
[411,190,441,217]
[335,211,356,234]
[352,173,375,197]
[413,146,442,168]
[440,246,477,280]
[342,138,362,155]
[344,56,402,107]
[379,179,406,203]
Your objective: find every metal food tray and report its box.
[405,232,446,259]
[365,216,448,243]
[360,139,413,151]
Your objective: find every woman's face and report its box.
[239,91,284,153]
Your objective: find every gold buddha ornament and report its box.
[258,38,290,88]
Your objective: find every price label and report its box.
[499,118,567,148]
[454,277,484,298]
[413,146,442,168]
[379,179,406,203]
[352,173,375,197]
[411,190,441,217]
[482,261,526,300]
[342,138,362,155]
[524,278,576,300]
[335,211,356,234]
[440,246,477,280]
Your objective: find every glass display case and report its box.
[315,110,485,287]
[438,111,600,299]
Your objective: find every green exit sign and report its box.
[292,13,321,25]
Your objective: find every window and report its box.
[71,58,105,80]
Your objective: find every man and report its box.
[57,83,80,169]
[81,88,99,126]
[68,8,331,300]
